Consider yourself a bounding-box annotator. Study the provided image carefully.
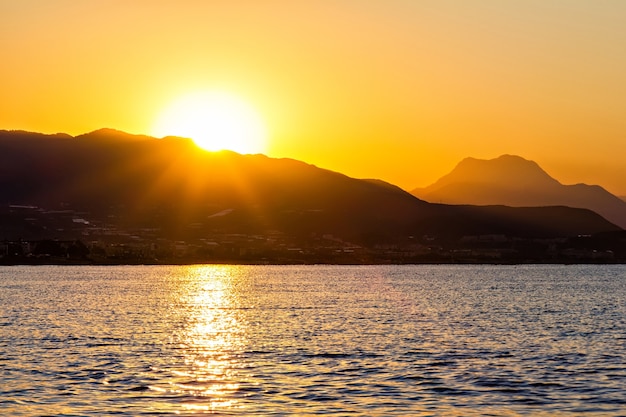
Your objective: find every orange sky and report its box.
[2,1,626,194]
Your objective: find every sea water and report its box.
[1,264,625,416]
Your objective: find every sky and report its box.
[2,0,626,194]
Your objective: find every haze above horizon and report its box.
[2,1,625,194]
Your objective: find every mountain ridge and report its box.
[432,155,560,189]
[412,154,626,229]
[0,130,621,259]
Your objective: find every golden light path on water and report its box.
[150,265,249,414]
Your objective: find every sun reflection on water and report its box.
[156,265,249,413]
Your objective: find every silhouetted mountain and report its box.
[412,155,626,229]
[0,131,620,249]
[75,128,156,142]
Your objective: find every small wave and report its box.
[127,385,150,392]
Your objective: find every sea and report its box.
[1,264,625,416]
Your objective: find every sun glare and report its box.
[153,91,267,154]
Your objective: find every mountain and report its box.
[412,154,626,229]
[0,131,621,252]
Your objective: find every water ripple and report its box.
[1,264,625,415]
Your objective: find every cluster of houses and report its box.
[1,204,622,264]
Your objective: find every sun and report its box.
[152,91,268,154]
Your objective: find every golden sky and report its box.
[2,1,626,194]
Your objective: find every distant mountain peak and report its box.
[433,154,559,190]
[461,154,527,163]
[459,154,544,171]
[412,154,626,229]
